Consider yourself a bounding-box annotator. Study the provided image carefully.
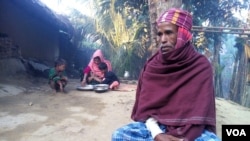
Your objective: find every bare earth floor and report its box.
[0,77,250,141]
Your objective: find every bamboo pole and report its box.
[192,26,250,30]
[192,26,250,35]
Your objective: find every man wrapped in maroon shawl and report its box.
[112,8,220,141]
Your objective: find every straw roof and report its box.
[11,0,73,36]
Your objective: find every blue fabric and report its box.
[112,122,153,141]
[195,130,221,141]
[112,122,221,141]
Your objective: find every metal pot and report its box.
[94,84,109,93]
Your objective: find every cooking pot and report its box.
[94,84,109,93]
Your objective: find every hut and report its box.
[0,0,74,77]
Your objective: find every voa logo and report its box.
[226,129,246,136]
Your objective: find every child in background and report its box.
[92,62,120,90]
[48,58,68,93]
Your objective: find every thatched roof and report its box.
[11,0,73,36]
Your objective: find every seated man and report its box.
[111,8,220,141]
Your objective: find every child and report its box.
[48,58,68,93]
[92,62,120,90]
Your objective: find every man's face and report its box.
[157,22,178,54]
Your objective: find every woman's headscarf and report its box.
[88,49,112,78]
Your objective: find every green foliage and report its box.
[184,0,249,53]
[93,0,150,79]
[183,0,249,100]
[81,40,101,49]
[183,0,248,27]
[62,7,98,49]
[53,0,150,79]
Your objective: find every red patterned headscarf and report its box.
[158,8,193,49]
[157,8,192,31]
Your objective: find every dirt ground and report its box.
[1,76,250,141]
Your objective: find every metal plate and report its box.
[76,85,94,91]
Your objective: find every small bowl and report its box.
[94,84,109,93]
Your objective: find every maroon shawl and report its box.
[131,42,216,139]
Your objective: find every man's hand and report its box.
[155,134,183,141]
